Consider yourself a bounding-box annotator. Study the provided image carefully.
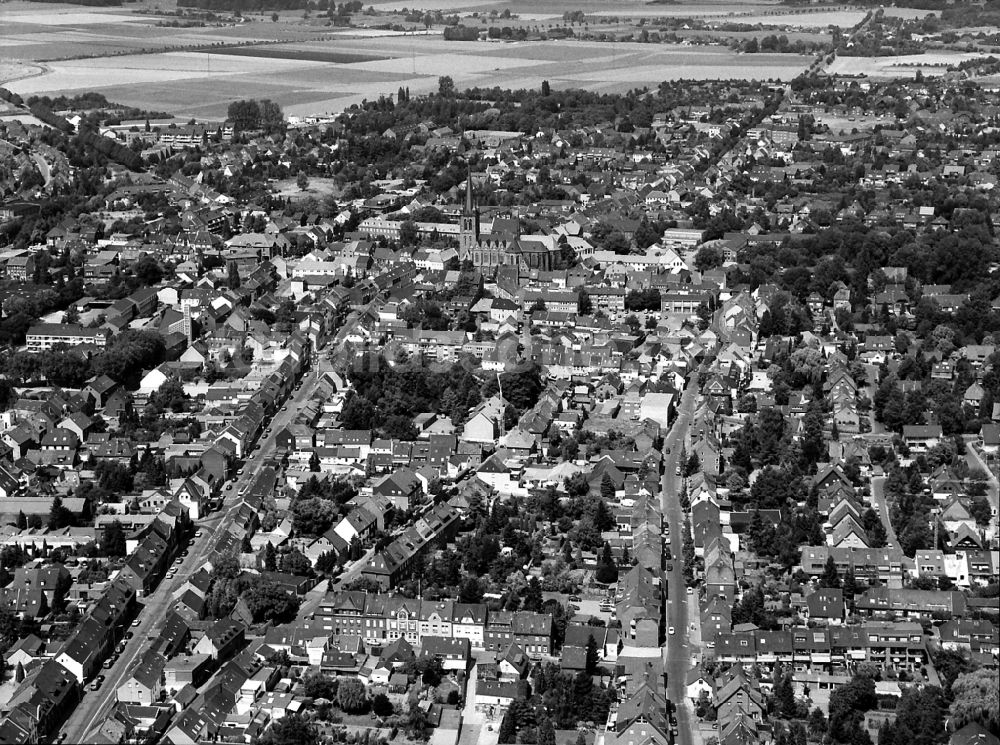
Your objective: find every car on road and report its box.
[131,619,141,627]
[196,530,203,538]
[665,549,672,560]
[666,563,673,571]
[687,586,694,594]
[125,631,134,640]
[103,660,113,669]
[666,447,670,454]
[181,550,189,557]
[675,466,681,475]
[568,595,581,602]
[90,680,102,691]
[668,626,675,635]
[175,558,183,565]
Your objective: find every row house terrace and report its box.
[313,592,553,655]
[712,622,927,674]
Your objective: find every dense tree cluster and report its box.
[498,663,615,742]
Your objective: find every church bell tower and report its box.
[459,167,480,258]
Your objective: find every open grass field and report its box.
[273,176,341,199]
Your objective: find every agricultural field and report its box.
[1,0,828,119]
[7,36,811,118]
[827,51,986,78]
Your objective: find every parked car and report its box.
[668,626,675,635]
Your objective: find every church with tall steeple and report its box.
[457,169,560,273]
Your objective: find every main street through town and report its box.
[61,299,378,741]
[661,380,699,745]
[61,362,328,742]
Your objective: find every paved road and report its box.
[964,437,999,521]
[661,380,699,745]
[869,476,900,552]
[31,152,50,188]
[61,365,326,742]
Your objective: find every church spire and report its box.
[464,165,475,214]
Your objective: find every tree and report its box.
[969,495,992,526]
[260,713,318,745]
[819,555,841,588]
[15,511,26,530]
[264,543,277,571]
[498,709,516,743]
[685,452,700,477]
[585,633,599,674]
[302,672,338,700]
[774,665,796,718]
[808,708,827,737]
[882,686,949,745]
[522,576,543,612]
[578,288,593,315]
[227,262,240,290]
[595,542,618,584]
[279,548,313,577]
[308,451,320,472]
[459,576,483,604]
[48,496,73,530]
[243,582,300,623]
[438,76,455,97]
[372,692,394,717]
[538,720,557,745]
[541,79,551,96]
[933,648,975,694]
[600,472,615,502]
[694,245,724,272]
[828,673,877,744]
[336,677,368,713]
[296,171,309,191]
[949,669,999,733]
[101,521,127,557]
